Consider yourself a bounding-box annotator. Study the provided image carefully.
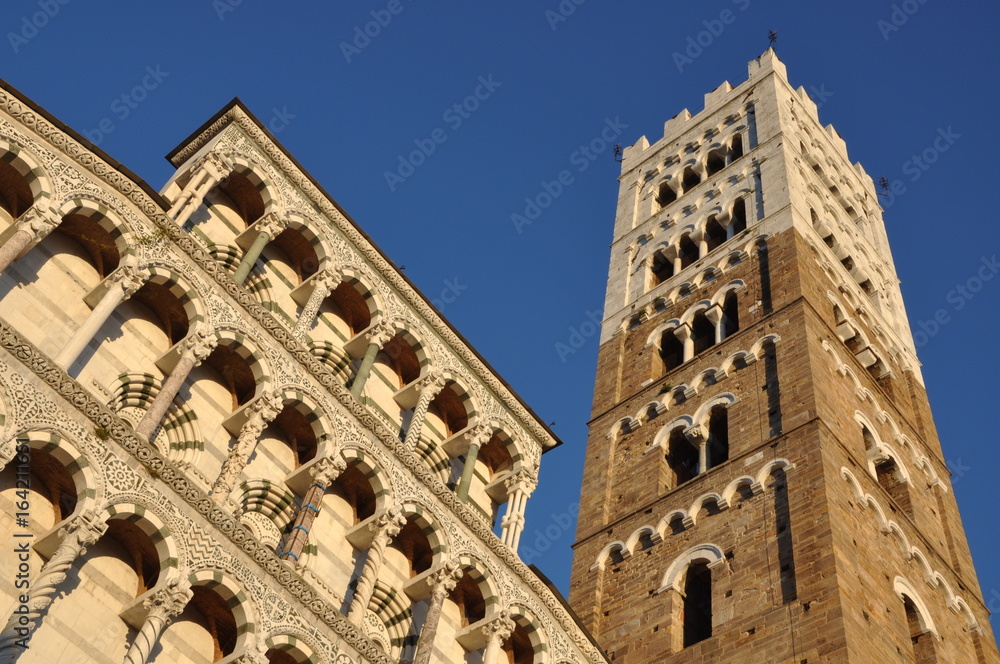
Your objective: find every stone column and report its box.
[278,456,347,563]
[348,321,397,399]
[55,256,149,370]
[122,578,192,664]
[233,212,286,286]
[0,510,107,659]
[704,304,724,345]
[347,508,407,624]
[0,206,59,274]
[134,326,218,441]
[209,391,284,502]
[169,152,232,227]
[500,470,537,551]
[403,372,447,448]
[456,425,493,502]
[684,424,707,475]
[412,561,463,664]
[291,268,342,340]
[673,324,693,362]
[481,613,515,664]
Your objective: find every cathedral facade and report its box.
[568,51,1000,663]
[0,83,606,664]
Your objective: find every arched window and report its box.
[658,182,677,208]
[650,250,674,287]
[862,425,876,451]
[730,199,747,234]
[682,167,701,191]
[706,150,725,176]
[666,428,698,487]
[706,406,729,469]
[730,134,744,161]
[902,595,938,662]
[0,158,33,224]
[704,217,726,252]
[692,312,714,355]
[683,562,713,647]
[660,330,684,373]
[678,235,699,269]
[721,291,739,340]
[876,457,912,517]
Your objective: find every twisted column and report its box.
[135,325,217,441]
[209,391,284,502]
[348,321,397,399]
[122,578,192,664]
[233,212,286,285]
[0,510,107,659]
[500,470,537,550]
[55,255,149,370]
[412,561,463,664]
[278,456,347,563]
[481,612,515,664]
[0,206,59,274]
[456,424,493,502]
[403,372,447,448]
[169,152,232,227]
[347,508,406,624]
[292,268,342,340]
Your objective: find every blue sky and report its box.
[4,0,999,631]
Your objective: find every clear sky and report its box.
[4,0,998,632]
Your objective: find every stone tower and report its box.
[568,50,1000,663]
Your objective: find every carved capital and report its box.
[482,611,515,643]
[310,455,348,487]
[145,578,193,621]
[683,423,707,443]
[59,509,108,551]
[416,370,447,398]
[365,320,397,348]
[108,254,149,298]
[182,324,218,362]
[313,266,343,293]
[255,211,288,238]
[372,506,407,539]
[469,423,494,446]
[15,205,59,236]
[504,469,538,496]
[245,390,284,430]
[192,151,233,182]
[428,558,464,596]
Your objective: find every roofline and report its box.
[528,565,611,661]
[166,97,564,451]
[0,78,170,211]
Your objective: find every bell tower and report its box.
[568,50,1000,663]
